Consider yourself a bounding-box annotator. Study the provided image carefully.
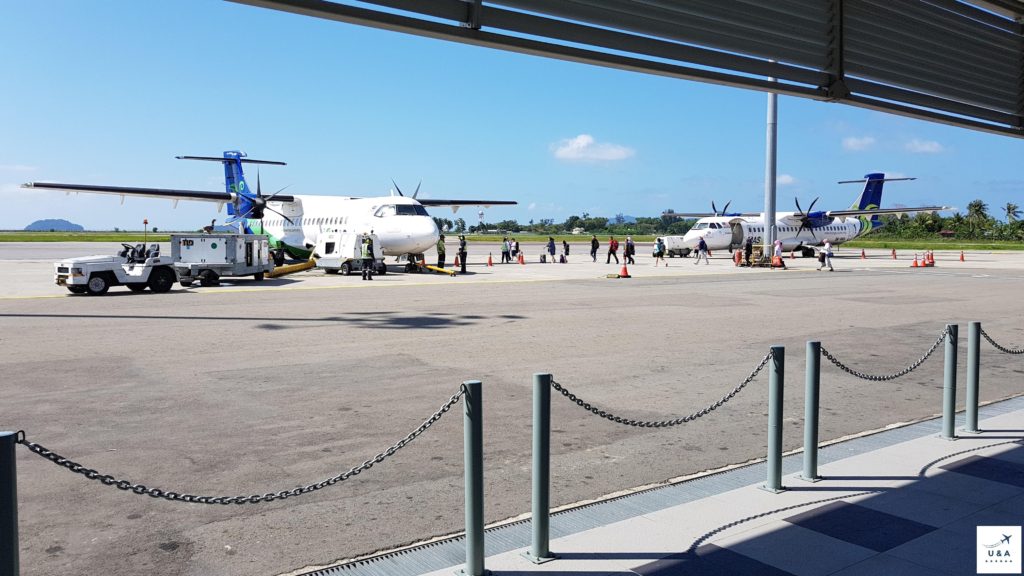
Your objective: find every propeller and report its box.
[711,200,732,216]
[794,196,820,239]
[392,179,423,199]
[232,167,293,225]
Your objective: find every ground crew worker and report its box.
[436,234,446,269]
[360,235,374,281]
[458,234,467,274]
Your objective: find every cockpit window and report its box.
[375,204,429,217]
[693,222,709,230]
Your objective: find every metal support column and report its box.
[461,381,488,576]
[523,374,556,564]
[942,325,959,441]
[801,342,822,482]
[762,346,785,493]
[965,321,981,433]
[1,431,19,576]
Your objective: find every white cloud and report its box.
[527,202,537,211]
[842,136,876,151]
[551,134,635,162]
[777,174,796,186]
[905,138,944,154]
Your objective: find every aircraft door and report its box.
[730,222,744,249]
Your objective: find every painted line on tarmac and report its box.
[0,266,819,300]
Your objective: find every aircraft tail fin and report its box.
[849,173,887,231]
[177,151,287,224]
[850,173,886,211]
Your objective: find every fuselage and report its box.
[250,195,440,257]
[680,214,866,252]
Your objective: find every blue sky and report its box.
[2,1,1022,231]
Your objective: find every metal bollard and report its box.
[801,342,822,482]
[763,346,786,493]
[1,431,18,576]
[523,374,556,564]
[942,324,958,440]
[965,321,981,434]
[462,381,486,576]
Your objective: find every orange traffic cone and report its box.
[733,250,742,266]
[487,253,493,266]
[519,252,525,265]
[891,248,897,260]
[860,249,866,259]
[912,254,919,267]
[928,251,935,265]
[959,250,965,262]
[454,254,460,268]
[619,264,631,278]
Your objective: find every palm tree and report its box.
[966,199,990,237]
[1005,202,1020,223]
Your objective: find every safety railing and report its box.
[3,321,1022,576]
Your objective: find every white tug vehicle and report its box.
[54,243,178,295]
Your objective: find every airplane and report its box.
[22,151,516,271]
[661,173,952,257]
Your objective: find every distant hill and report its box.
[25,219,84,232]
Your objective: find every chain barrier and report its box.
[980,328,1024,355]
[549,350,774,428]
[820,327,948,381]
[16,386,465,505]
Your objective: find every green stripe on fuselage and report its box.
[246,219,311,259]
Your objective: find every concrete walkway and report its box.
[303,396,1024,576]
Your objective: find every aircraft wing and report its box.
[418,199,517,207]
[417,199,517,213]
[826,206,953,220]
[21,182,296,203]
[662,211,761,218]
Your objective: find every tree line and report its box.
[434,200,1023,240]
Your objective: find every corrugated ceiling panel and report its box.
[496,0,831,68]
[845,0,1021,113]
[234,0,1024,136]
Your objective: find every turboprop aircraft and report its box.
[662,174,951,257]
[23,151,516,270]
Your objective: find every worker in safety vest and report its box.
[361,235,374,281]
[458,235,467,274]
[436,234,446,269]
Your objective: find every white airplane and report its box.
[23,151,516,270]
[662,174,951,257]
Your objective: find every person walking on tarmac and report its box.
[590,235,600,262]
[546,237,557,263]
[744,236,753,266]
[819,238,835,271]
[606,236,619,264]
[360,234,374,281]
[436,234,446,269]
[694,236,709,264]
[458,234,468,274]
[501,237,511,263]
[624,236,636,265]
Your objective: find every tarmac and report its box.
[2,242,1023,576]
[305,399,1024,576]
